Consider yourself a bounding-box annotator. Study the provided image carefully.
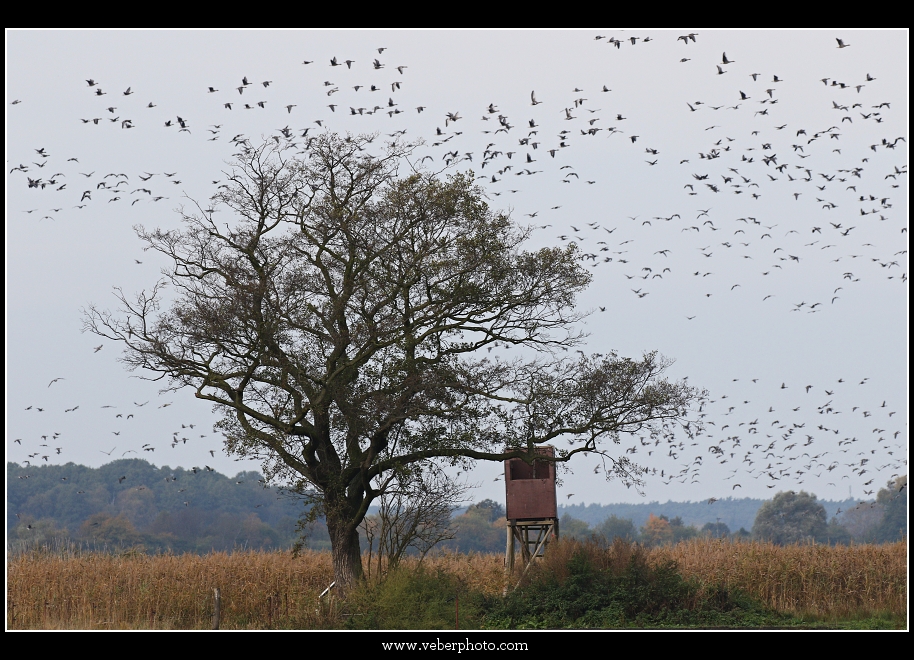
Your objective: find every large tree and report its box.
[84,133,701,588]
[752,490,829,544]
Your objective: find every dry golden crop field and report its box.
[653,539,908,619]
[7,547,505,629]
[7,540,906,629]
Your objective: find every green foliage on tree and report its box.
[440,500,507,554]
[869,476,907,542]
[559,513,591,540]
[465,499,505,523]
[752,491,831,545]
[83,133,702,588]
[560,497,821,534]
[667,515,700,543]
[8,460,303,553]
[596,514,639,543]
[823,519,852,545]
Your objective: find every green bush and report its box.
[344,565,483,630]
[484,538,788,628]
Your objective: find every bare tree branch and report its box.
[82,133,704,588]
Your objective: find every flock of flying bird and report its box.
[9,31,906,511]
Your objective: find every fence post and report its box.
[212,587,221,630]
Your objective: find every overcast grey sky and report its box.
[6,29,907,506]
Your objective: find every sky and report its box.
[6,29,908,508]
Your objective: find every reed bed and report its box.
[7,540,905,629]
[650,538,907,619]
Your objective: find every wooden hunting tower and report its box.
[504,445,559,573]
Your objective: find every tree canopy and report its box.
[752,490,828,544]
[84,133,702,587]
[869,476,907,543]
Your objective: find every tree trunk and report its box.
[327,512,364,590]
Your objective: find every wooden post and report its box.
[505,521,515,572]
[212,587,221,630]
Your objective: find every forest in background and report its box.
[8,460,905,555]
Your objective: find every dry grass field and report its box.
[653,539,907,620]
[7,540,906,629]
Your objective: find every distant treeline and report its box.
[556,497,852,532]
[8,459,306,553]
[8,461,905,555]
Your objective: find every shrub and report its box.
[344,565,483,630]
[485,538,786,628]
